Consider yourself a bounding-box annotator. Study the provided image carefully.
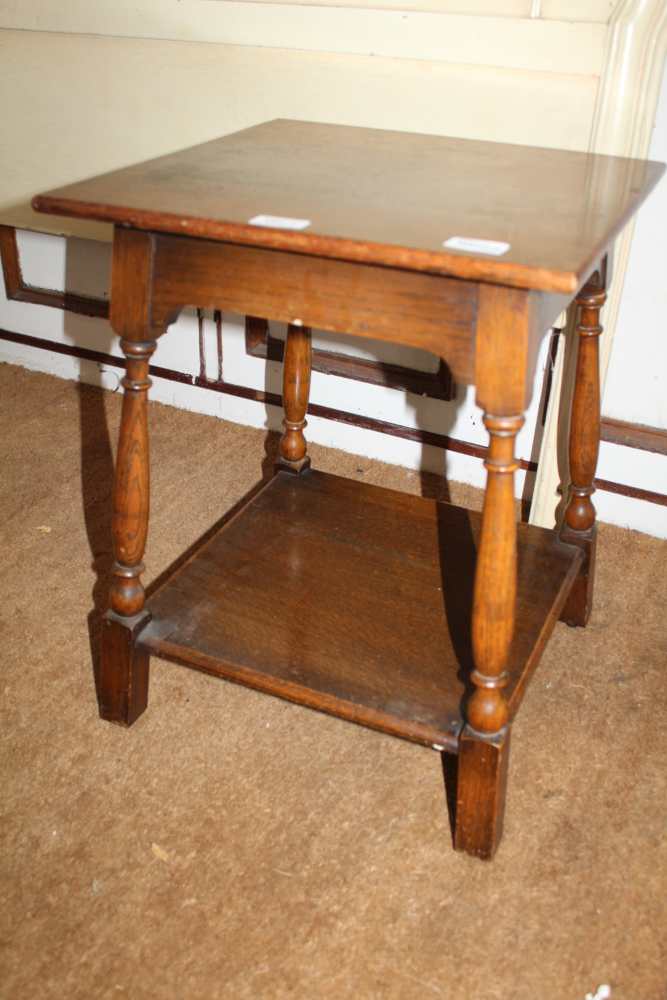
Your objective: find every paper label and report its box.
[443,236,510,256]
[249,214,311,231]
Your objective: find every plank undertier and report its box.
[139,470,582,751]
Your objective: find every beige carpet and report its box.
[1,363,665,1000]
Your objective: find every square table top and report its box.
[33,119,664,295]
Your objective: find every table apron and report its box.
[149,233,479,383]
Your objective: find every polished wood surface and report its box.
[455,729,510,859]
[149,233,479,382]
[560,272,607,628]
[278,323,312,473]
[98,229,165,725]
[456,407,522,857]
[456,283,544,856]
[98,612,151,727]
[33,119,661,859]
[106,230,160,620]
[138,470,582,751]
[245,316,456,402]
[33,119,664,293]
[468,414,524,737]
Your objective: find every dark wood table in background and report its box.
[34,120,664,859]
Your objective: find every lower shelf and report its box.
[139,469,582,751]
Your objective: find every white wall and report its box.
[592,56,667,536]
[603,58,667,431]
[0,26,600,238]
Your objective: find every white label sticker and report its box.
[443,236,510,256]
[249,214,311,231]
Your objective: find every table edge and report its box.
[32,193,585,294]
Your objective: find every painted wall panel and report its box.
[0,0,619,21]
[0,0,605,72]
[0,31,599,239]
[603,58,667,429]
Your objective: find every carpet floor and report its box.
[1,363,665,1000]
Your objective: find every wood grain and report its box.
[245,316,456,401]
[468,413,523,735]
[98,228,164,722]
[33,119,665,294]
[109,338,155,618]
[455,728,510,860]
[560,275,606,627]
[149,233,478,382]
[278,323,312,473]
[98,611,151,726]
[29,117,662,859]
[138,470,582,751]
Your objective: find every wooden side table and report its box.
[34,121,664,859]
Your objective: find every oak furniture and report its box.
[33,120,664,859]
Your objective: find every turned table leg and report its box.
[97,229,166,726]
[560,275,606,627]
[454,413,523,859]
[278,323,312,474]
[98,338,155,724]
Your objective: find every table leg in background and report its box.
[560,273,607,627]
[277,322,313,476]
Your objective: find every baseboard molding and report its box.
[600,417,667,456]
[0,225,109,319]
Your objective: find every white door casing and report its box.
[529,0,667,528]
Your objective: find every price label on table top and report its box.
[443,236,510,256]
[249,214,311,231]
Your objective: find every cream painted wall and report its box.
[0,0,619,28]
[0,27,600,239]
